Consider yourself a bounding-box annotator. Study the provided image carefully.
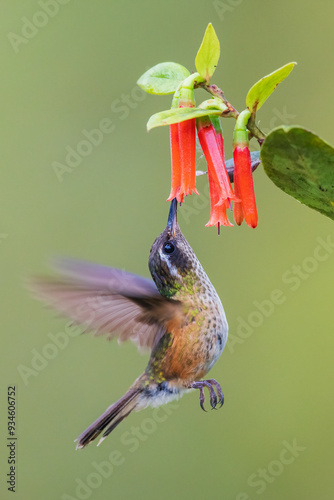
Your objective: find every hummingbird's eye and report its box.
[163,241,175,254]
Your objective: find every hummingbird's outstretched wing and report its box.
[28,257,183,351]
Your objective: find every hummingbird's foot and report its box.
[206,379,224,407]
[190,379,224,411]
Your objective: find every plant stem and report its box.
[196,81,267,146]
[197,83,239,118]
[247,114,266,146]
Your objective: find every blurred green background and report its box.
[1,1,334,499]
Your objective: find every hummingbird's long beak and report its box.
[167,198,178,236]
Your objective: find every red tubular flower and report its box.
[197,115,237,227]
[167,85,198,203]
[167,119,197,203]
[211,115,225,161]
[233,110,258,228]
[206,173,232,228]
[168,123,182,202]
[179,118,197,198]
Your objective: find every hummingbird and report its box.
[29,199,228,449]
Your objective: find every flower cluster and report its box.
[137,23,296,231]
[167,86,257,229]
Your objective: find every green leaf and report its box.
[147,108,222,131]
[137,62,190,95]
[246,62,296,114]
[195,23,220,82]
[261,126,334,220]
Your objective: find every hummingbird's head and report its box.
[149,199,199,297]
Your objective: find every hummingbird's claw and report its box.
[190,379,224,411]
[208,385,218,410]
[199,386,207,412]
[190,381,207,411]
[200,398,207,412]
[207,379,224,408]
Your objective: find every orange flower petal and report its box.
[233,146,258,228]
[167,123,182,202]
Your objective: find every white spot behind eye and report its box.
[159,249,179,277]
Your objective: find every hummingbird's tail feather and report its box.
[75,386,145,449]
